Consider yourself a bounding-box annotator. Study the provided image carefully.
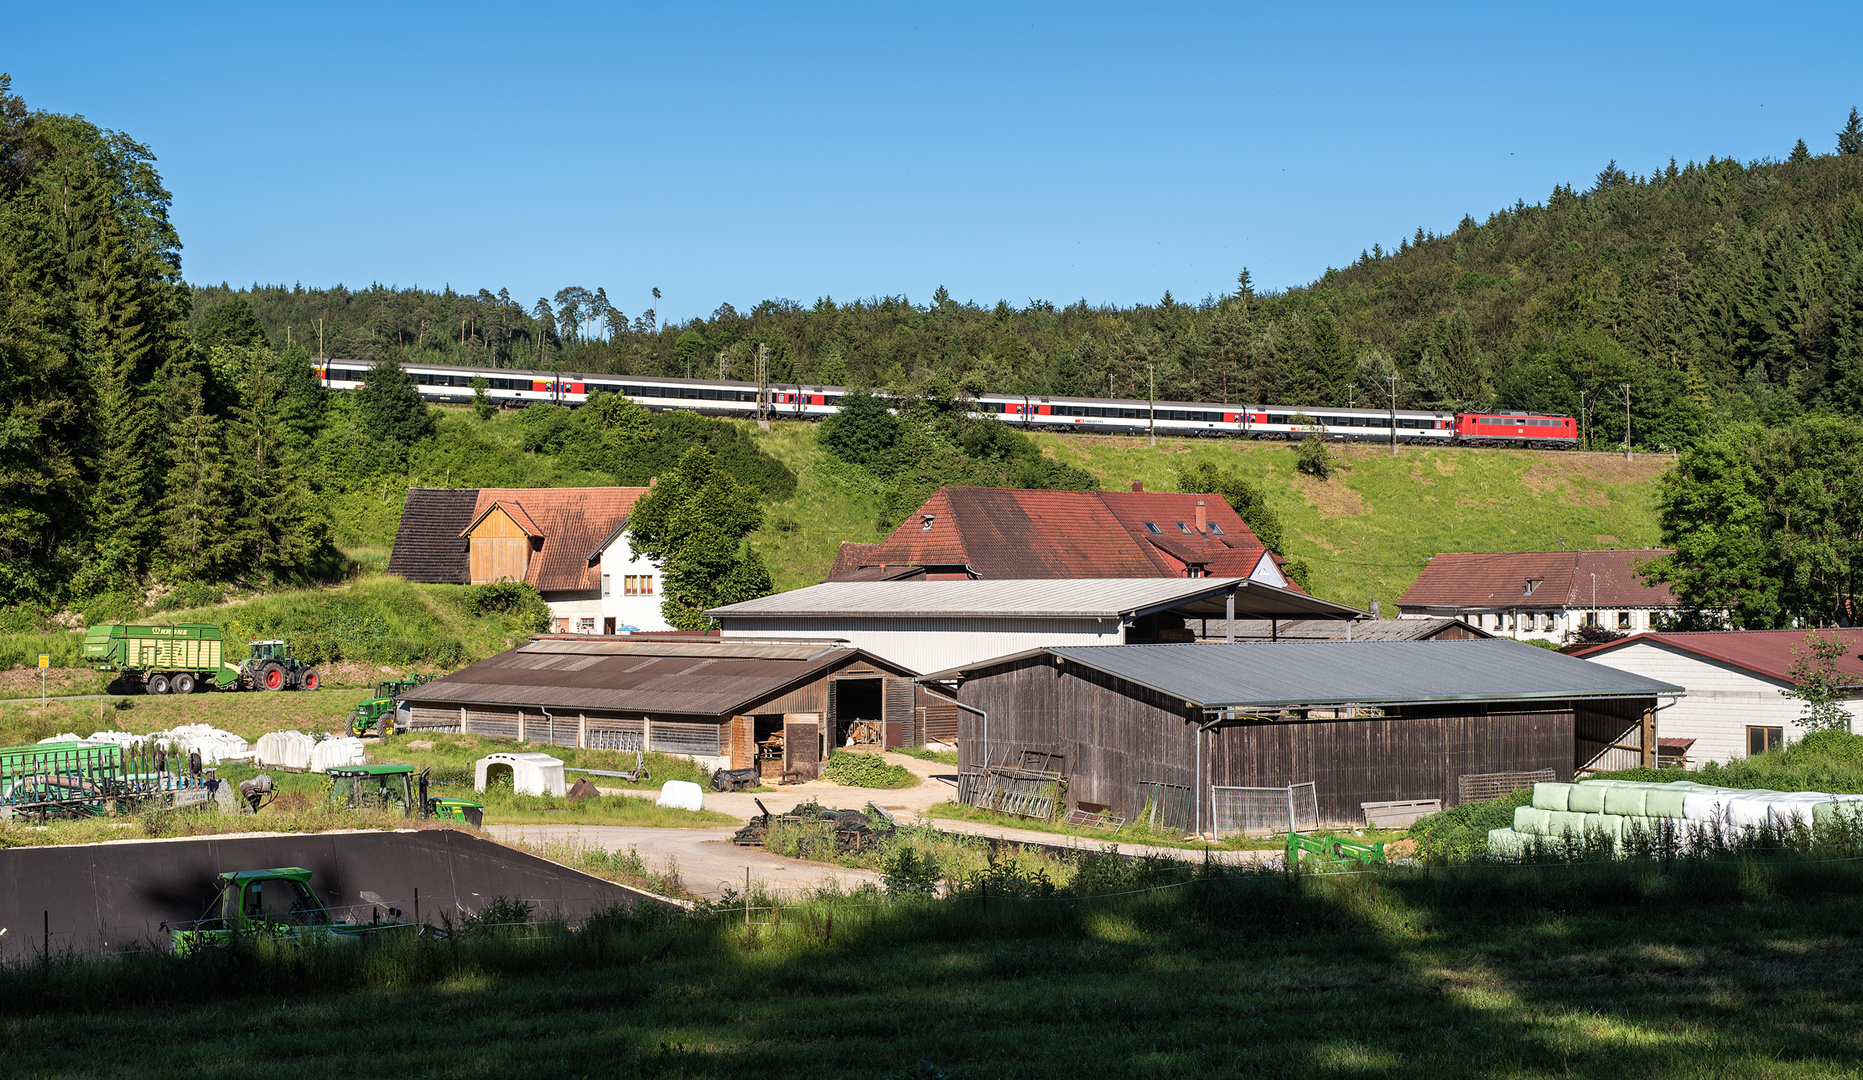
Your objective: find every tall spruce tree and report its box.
[1839,108,1863,157]
[160,370,233,580]
[223,345,327,582]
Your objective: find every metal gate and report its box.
[1211,782,1320,837]
[1134,780,1194,832]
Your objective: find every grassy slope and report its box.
[11,859,1863,1078]
[744,421,1670,606]
[1035,434,1670,610]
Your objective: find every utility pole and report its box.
[315,318,324,361]
[1386,374,1400,456]
[755,342,770,423]
[1148,364,1156,446]
[1617,383,1632,460]
[1578,388,1587,451]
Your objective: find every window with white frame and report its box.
[602,574,611,597]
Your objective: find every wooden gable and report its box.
[467,504,535,585]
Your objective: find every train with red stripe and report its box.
[315,360,1578,448]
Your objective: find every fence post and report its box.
[1287,788,1296,833]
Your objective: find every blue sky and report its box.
[12,2,1861,322]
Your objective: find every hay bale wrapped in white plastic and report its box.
[310,737,367,773]
[1602,787,1648,817]
[160,723,251,765]
[1568,784,1608,814]
[1513,806,1552,834]
[1487,827,1531,859]
[1531,782,1571,811]
[256,730,314,771]
[656,779,704,812]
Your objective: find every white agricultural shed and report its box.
[476,752,567,797]
[1573,630,1863,766]
[705,577,1364,676]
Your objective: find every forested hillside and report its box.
[194,113,1863,459]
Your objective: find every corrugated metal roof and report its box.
[517,638,836,661]
[945,639,1681,708]
[1212,618,1491,641]
[708,577,1242,618]
[1574,629,1863,687]
[404,640,908,716]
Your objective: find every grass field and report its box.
[9,852,1863,1078]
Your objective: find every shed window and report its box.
[1748,726,1784,757]
[601,574,611,598]
[1143,522,1162,534]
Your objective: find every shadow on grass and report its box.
[8,855,1863,1077]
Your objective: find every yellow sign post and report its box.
[38,653,49,709]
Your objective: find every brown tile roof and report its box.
[470,488,648,592]
[1398,550,1677,610]
[825,487,1297,587]
[388,486,648,591]
[403,637,916,716]
[1573,629,1863,687]
[386,488,479,583]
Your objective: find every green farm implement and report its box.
[83,624,319,694]
[348,674,436,737]
[166,868,410,956]
[1284,832,1387,870]
[326,764,484,826]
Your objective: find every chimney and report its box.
[1131,481,1144,492]
[1195,500,1207,533]
[648,476,657,487]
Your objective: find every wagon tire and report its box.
[171,673,195,695]
[148,673,170,695]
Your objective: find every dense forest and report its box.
[194,113,1863,458]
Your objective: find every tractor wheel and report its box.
[148,673,170,695]
[301,670,319,691]
[260,662,285,691]
[380,714,396,738]
[171,673,195,695]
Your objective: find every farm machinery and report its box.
[0,740,220,822]
[325,764,483,826]
[1283,832,1387,870]
[348,674,436,737]
[166,867,410,956]
[82,624,319,694]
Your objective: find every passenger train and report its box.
[315,360,1578,448]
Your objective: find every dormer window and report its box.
[1176,522,1193,534]
[1524,577,1542,597]
[921,515,935,531]
[1143,522,1162,534]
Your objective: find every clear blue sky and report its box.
[12,2,1862,323]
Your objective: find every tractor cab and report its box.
[327,764,484,825]
[249,640,292,662]
[167,867,409,955]
[328,764,418,813]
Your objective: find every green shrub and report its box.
[463,580,550,631]
[820,752,918,789]
[1408,787,1534,861]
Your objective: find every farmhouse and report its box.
[386,486,671,633]
[1573,630,1863,766]
[398,636,922,771]
[706,576,1364,676]
[828,485,1298,585]
[1398,549,1679,642]
[921,639,1680,830]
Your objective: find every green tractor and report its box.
[326,764,484,826]
[166,867,410,956]
[239,640,319,692]
[348,674,435,737]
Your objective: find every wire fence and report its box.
[1211,782,1319,837]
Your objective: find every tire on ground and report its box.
[301,670,319,691]
[148,673,170,695]
[171,672,195,695]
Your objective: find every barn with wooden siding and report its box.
[923,640,1682,831]
[401,638,919,775]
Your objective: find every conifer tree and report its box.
[224,346,327,582]
[160,371,233,580]
[1839,107,1863,157]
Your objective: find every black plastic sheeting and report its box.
[0,828,674,961]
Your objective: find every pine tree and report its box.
[160,371,233,580]
[352,356,434,446]
[1839,108,1863,157]
[225,347,327,582]
[1789,138,1812,164]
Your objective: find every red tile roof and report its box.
[825,486,1296,587]
[1574,629,1863,687]
[469,488,648,592]
[1398,550,1677,610]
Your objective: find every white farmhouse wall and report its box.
[539,532,673,633]
[1408,607,1667,645]
[717,616,1125,676]
[1582,641,1863,765]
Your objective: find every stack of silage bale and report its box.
[1487,778,1863,857]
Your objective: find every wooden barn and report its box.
[922,639,1682,831]
[401,637,920,775]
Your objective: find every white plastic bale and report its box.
[657,780,704,812]
[310,737,367,773]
